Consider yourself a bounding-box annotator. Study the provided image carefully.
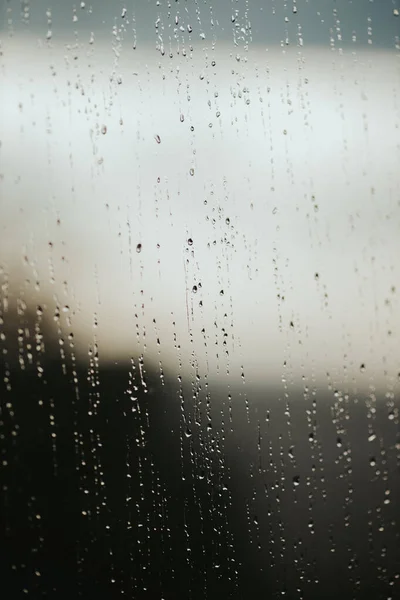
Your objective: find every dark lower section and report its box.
[1,356,399,599]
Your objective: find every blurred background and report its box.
[1,1,400,598]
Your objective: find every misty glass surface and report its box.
[1,1,399,598]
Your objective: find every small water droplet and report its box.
[136,243,142,253]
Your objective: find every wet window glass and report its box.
[1,1,399,598]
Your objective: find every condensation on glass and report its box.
[0,1,399,598]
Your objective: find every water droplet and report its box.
[136,243,142,253]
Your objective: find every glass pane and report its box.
[1,1,399,597]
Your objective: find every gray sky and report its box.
[1,0,399,49]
